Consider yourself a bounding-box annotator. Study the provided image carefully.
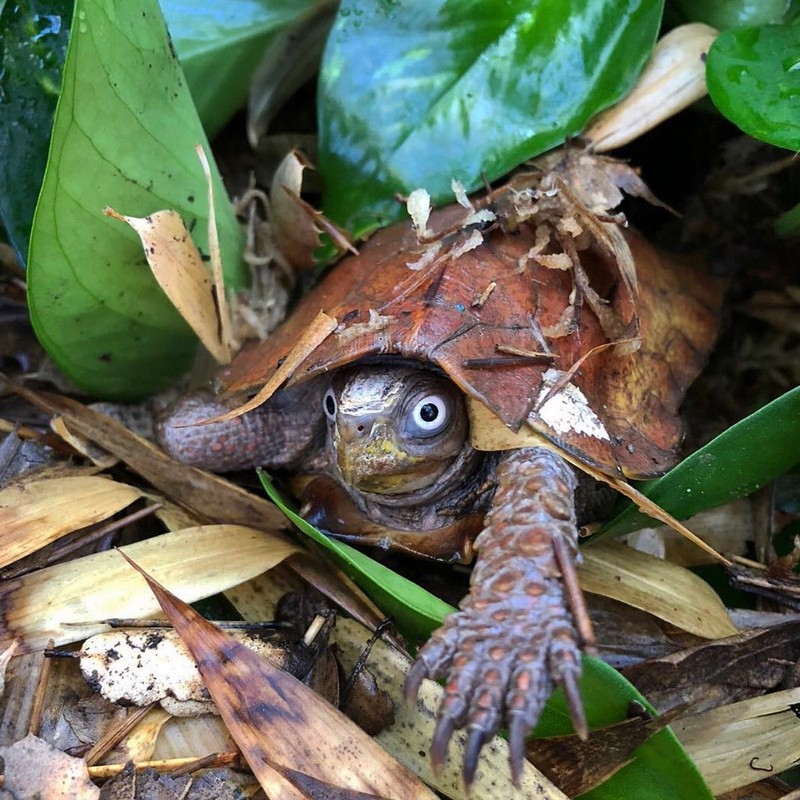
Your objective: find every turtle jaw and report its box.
[334,417,453,495]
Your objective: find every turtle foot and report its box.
[405,578,587,785]
[404,446,593,786]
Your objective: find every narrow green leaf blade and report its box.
[706,18,800,150]
[602,387,800,537]
[318,0,663,232]
[27,0,246,400]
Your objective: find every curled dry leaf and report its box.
[196,144,234,359]
[578,541,738,639]
[0,526,298,653]
[119,553,439,800]
[0,733,100,800]
[0,476,142,570]
[586,23,718,152]
[104,207,230,364]
[673,686,800,795]
[269,150,322,271]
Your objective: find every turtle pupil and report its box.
[420,403,438,422]
[325,395,336,416]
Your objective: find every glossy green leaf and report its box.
[27,0,246,400]
[706,17,800,150]
[162,0,323,138]
[601,387,800,537]
[318,0,664,232]
[0,0,71,263]
[674,0,790,29]
[260,471,711,798]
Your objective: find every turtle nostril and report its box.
[357,424,365,434]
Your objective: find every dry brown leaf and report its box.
[527,707,682,797]
[4,383,286,531]
[623,621,800,715]
[586,23,718,151]
[270,150,322,270]
[50,416,118,468]
[0,733,100,799]
[628,499,755,567]
[0,476,142,570]
[104,207,230,364]
[673,687,800,795]
[0,525,298,654]
[579,541,738,639]
[122,705,172,763]
[119,552,438,800]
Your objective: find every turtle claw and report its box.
[561,665,589,740]
[404,447,591,784]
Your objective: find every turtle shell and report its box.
[220,179,723,480]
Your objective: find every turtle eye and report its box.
[409,394,449,436]
[323,388,337,420]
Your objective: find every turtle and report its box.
[157,161,723,783]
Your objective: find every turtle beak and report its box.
[335,416,435,495]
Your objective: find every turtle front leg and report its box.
[405,446,593,785]
[156,381,325,473]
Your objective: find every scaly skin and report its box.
[156,382,325,473]
[405,446,588,785]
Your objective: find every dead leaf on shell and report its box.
[270,150,321,270]
[104,207,230,364]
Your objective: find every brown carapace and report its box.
[158,156,724,785]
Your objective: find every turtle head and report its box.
[324,364,469,496]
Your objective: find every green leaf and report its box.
[318,0,664,232]
[258,470,454,640]
[260,471,712,798]
[0,0,71,263]
[673,0,790,29]
[776,200,800,237]
[601,387,800,537]
[706,17,800,150]
[27,0,247,400]
[162,0,322,138]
